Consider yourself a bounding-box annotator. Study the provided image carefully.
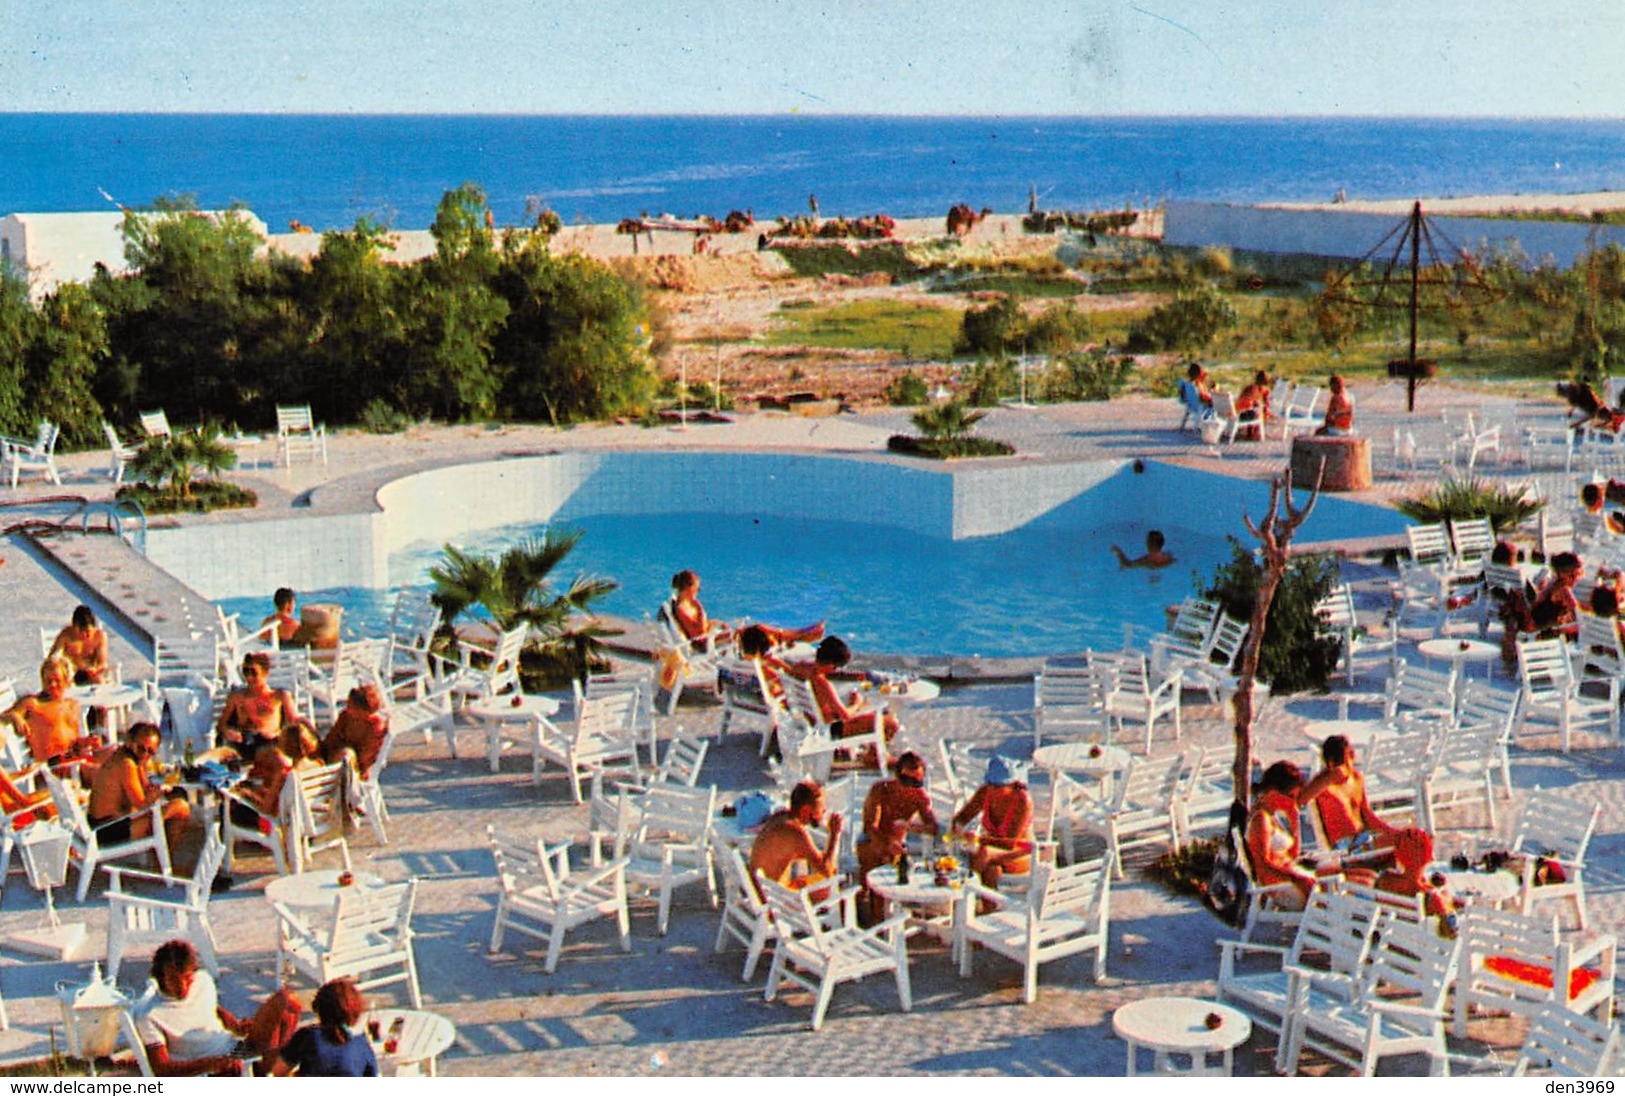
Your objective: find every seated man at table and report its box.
[88,722,191,852]
[2,657,88,767]
[855,751,940,922]
[216,653,313,760]
[747,780,842,897]
[788,636,899,750]
[137,939,302,1076]
[261,588,303,647]
[1298,735,1400,868]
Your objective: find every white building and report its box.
[0,209,270,301]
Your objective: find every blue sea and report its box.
[4,114,1624,232]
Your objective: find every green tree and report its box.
[956,295,1024,356]
[1202,538,1340,695]
[25,283,107,446]
[301,219,411,420]
[0,268,35,437]
[397,184,508,420]
[491,231,655,424]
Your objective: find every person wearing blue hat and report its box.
[950,756,1034,888]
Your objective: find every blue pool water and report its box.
[216,460,1410,658]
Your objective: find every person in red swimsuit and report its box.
[855,752,940,921]
[666,570,823,650]
[950,756,1033,888]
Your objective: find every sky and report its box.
[3,0,1623,117]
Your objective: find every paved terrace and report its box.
[0,380,1614,1076]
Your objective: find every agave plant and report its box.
[428,528,620,681]
[1394,475,1543,533]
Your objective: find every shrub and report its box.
[1130,279,1238,352]
[960,357,1017,407]
[956,296,1023,357]
[117,479,257,514]
[357,399,414,434]
[1043,349,1135,402]
[885,371,930,406]
[886,434,1014,459]
[1202,540,1341,694]
[1395,475,1543,533]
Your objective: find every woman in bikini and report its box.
[216,653,312,761]
[951,756,1034,888]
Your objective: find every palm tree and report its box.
[428,529,620,681]
[910,399,987,444]
[127,428,238,502]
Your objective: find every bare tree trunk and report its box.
[1229,464,1324,814]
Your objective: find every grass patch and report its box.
[929,273,1088,298]
[765,299,963,359]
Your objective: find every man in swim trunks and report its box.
[789,636,899,748]
[216,653,312,760]
[3,657,87,766]
[261,588,302,647]
[88,722,191,851]
[855,752,939,921]
[747,780,843,893]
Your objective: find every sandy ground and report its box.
[0,383,1614,1076]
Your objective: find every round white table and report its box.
[361,1008,456,1077]
[1031,742,1131,775]
[67,682,147,734]
[865,862,967,956]
[1418,636,1501,681]
[1434,866,1520,906]
[265,868,386,916]
[1300,718,1386,750]
[1112,996,1252,1076]
[467,694,562,774]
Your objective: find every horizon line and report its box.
[2,109,1623,123]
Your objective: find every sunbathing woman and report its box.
[667,570,823,651]
[216,653,312,761]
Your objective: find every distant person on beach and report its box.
[748,780,842,895]
[1316,374,1354,436]
[1112,530,1175,570]
[262,588,301,646]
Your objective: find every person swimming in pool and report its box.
[1111,530,1175,570]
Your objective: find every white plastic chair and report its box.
[652,601,722,712]
[274,878,420,1006]
[601,783,718,935]
[955,855,1112,1003]
[288,760,353,874]
[716,657,785,753]
[1280,385,1322,438]
[138,410,172,440]
[713,845,775,981]
[275,404,328,466]
[776,674,887,785]
[533,688,641,802]
[1452,905,1616,1040]
[44,771,171,902]
[103,423,141,484]
[105,830,226,981]
[487,825,630,973]
[1517,638,1618,752]
[1031,660,1113,749]
[1094,651,1182,752]
[2,421,61,488]
[1279,906,1462,1077]
[1509,788,1600,931]
[1049,753,1182,876]
[1509,1003,1622,1077]
[759,872,911,1031]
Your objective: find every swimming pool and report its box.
[211,453,1410,658]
